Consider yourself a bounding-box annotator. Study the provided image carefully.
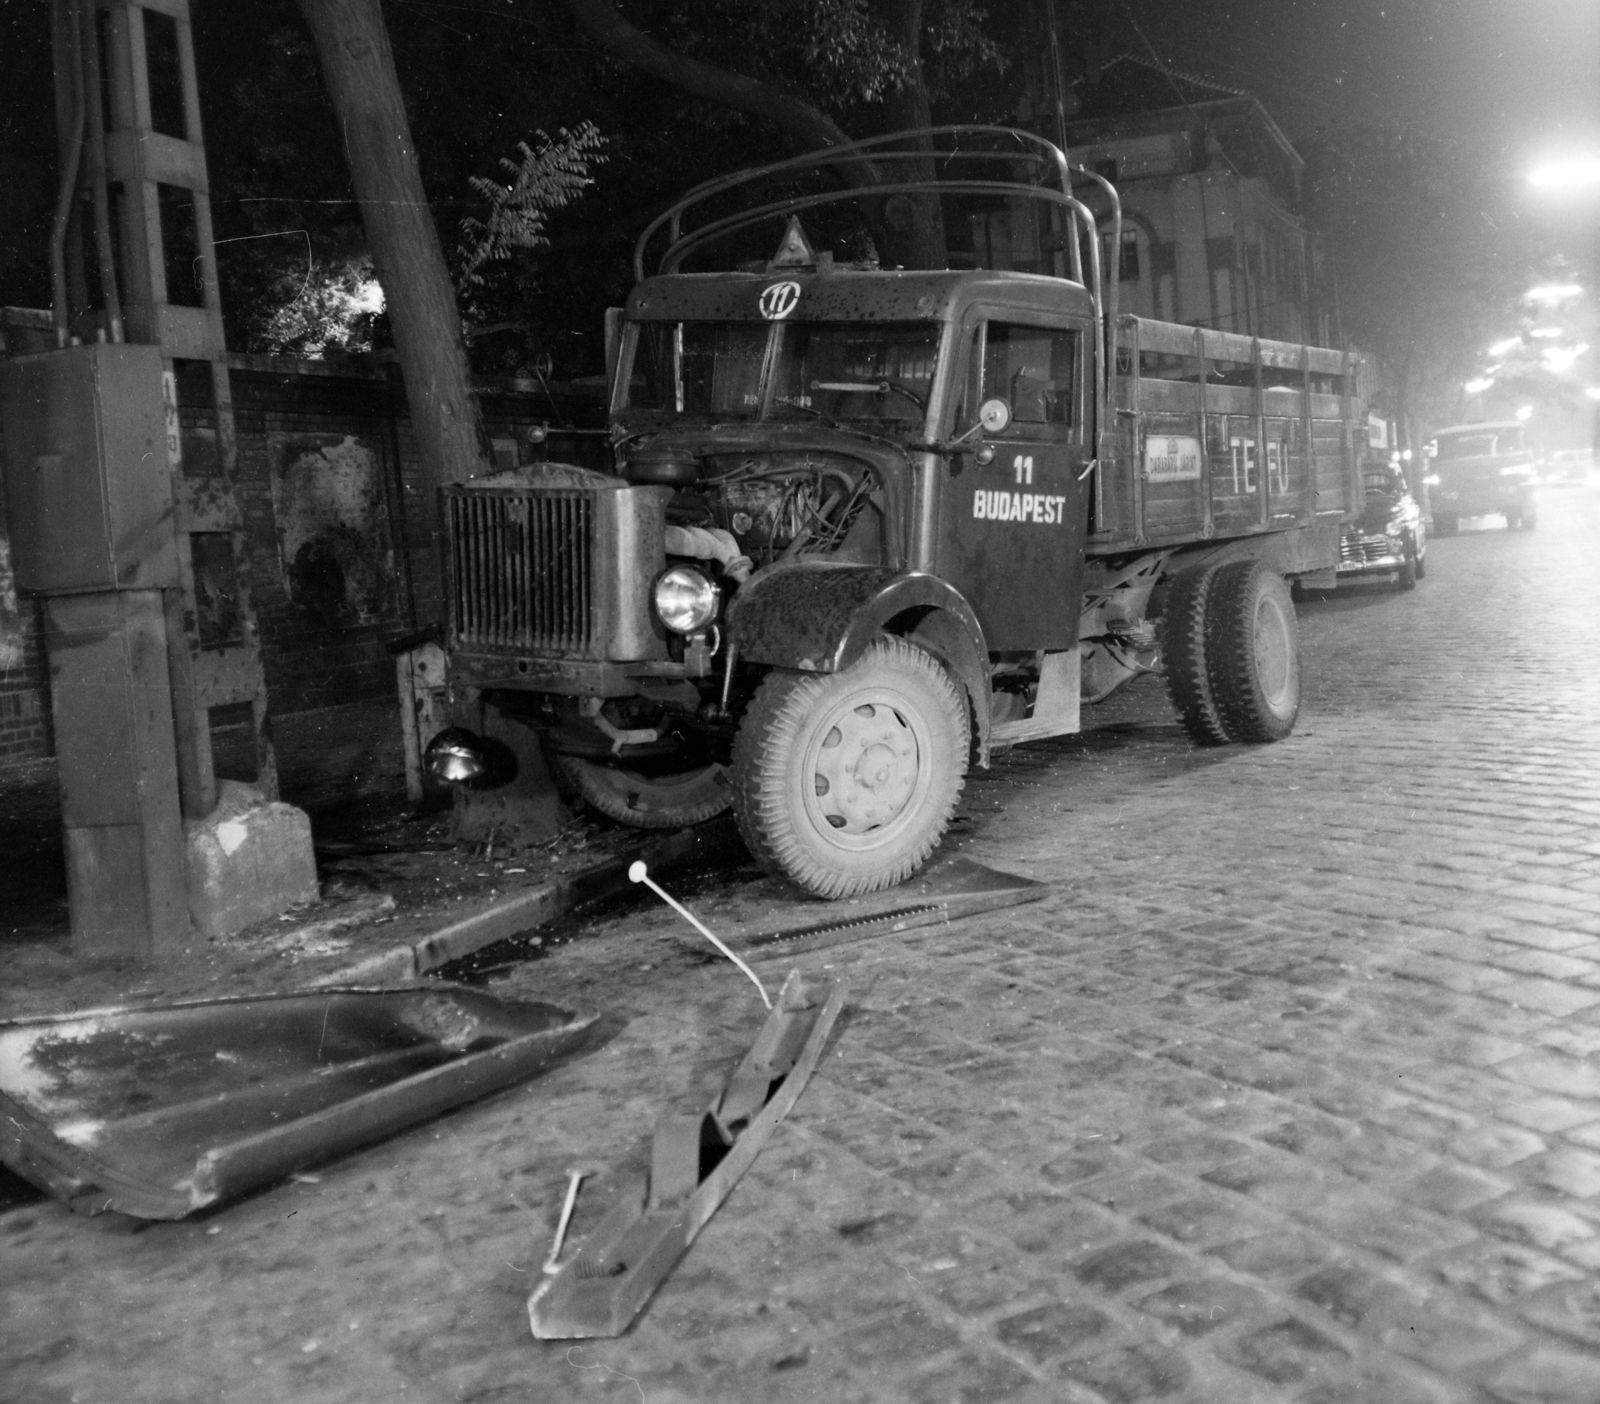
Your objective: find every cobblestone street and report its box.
[6,485,1600,1404]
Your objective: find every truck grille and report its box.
[447,490,593,652]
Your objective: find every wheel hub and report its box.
[813,702,917,832]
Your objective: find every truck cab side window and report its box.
[982,323,1078,431]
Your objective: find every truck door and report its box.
[935,318,1091,651]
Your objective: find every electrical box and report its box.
[0,342,179,593]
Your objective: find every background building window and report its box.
[1118,230,1141,282]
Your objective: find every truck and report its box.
[432,127,1364,898]
[1422,420,1539,535]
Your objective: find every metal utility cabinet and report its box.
[0,343,188,951]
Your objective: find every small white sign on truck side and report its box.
[1144,434,1203,482]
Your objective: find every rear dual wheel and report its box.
[1160,564,1230,746]
[1162,560,1300,746]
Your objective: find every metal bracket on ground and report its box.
[731,855,1048,962]
[528,969,845,1339]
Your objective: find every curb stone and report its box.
[308,817,743,986]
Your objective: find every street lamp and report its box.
[1543,344,1590,374]
[1530,156,1600,191]
[1526,283,1584,306]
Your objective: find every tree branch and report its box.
[557,0,853,152]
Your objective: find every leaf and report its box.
[456,123,609,291]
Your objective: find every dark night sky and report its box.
[4,1,1597,306]
[1115,0,1600,169]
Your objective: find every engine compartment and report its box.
[666,452,881,569]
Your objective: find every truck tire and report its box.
[1205,559,1300,743]
[1161,563,1230,747]
[731,636,967,899]
[548,754,732,829]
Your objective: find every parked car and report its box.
[1339,458,1427,590]
[1542,447,1596,486]
[1423,421,1538,533]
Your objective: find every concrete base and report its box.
[185,781,319,937]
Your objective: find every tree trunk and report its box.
[870,0,946,269]
[297,0,489,516]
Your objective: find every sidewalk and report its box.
[0,699,667,1022]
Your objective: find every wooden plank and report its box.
[1133,378,1201,412]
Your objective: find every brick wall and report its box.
[0,349,605,766]
[0,596,50,759]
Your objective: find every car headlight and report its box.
[424,727,489,784]
[653,565,719,634]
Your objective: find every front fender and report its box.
[726,563,992,758]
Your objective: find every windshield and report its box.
[625,320,941,426]
[1434,427,1526,460]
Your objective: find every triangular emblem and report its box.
[769,217,818,269]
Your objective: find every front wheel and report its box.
[548,753,732,829]
[731,637,968,898]
[1397,545,1417,591]
[1205,560,1300,743]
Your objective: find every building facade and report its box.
[1062,57,1331,348]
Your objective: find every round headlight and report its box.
[424,727,488,784]
[653,566,719,634]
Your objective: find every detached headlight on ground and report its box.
[653,566,719,634]
[424,727,489,784]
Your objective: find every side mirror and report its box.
[946,397,1013,456]
[978,397,1012,433]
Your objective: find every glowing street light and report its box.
[1542,343,1590,374]
[1526,283,1584,305]
[1488,335,1523,357]
[1515,405,1534,422]
[1464,376,1495,395]
[1530,156,1600,191]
